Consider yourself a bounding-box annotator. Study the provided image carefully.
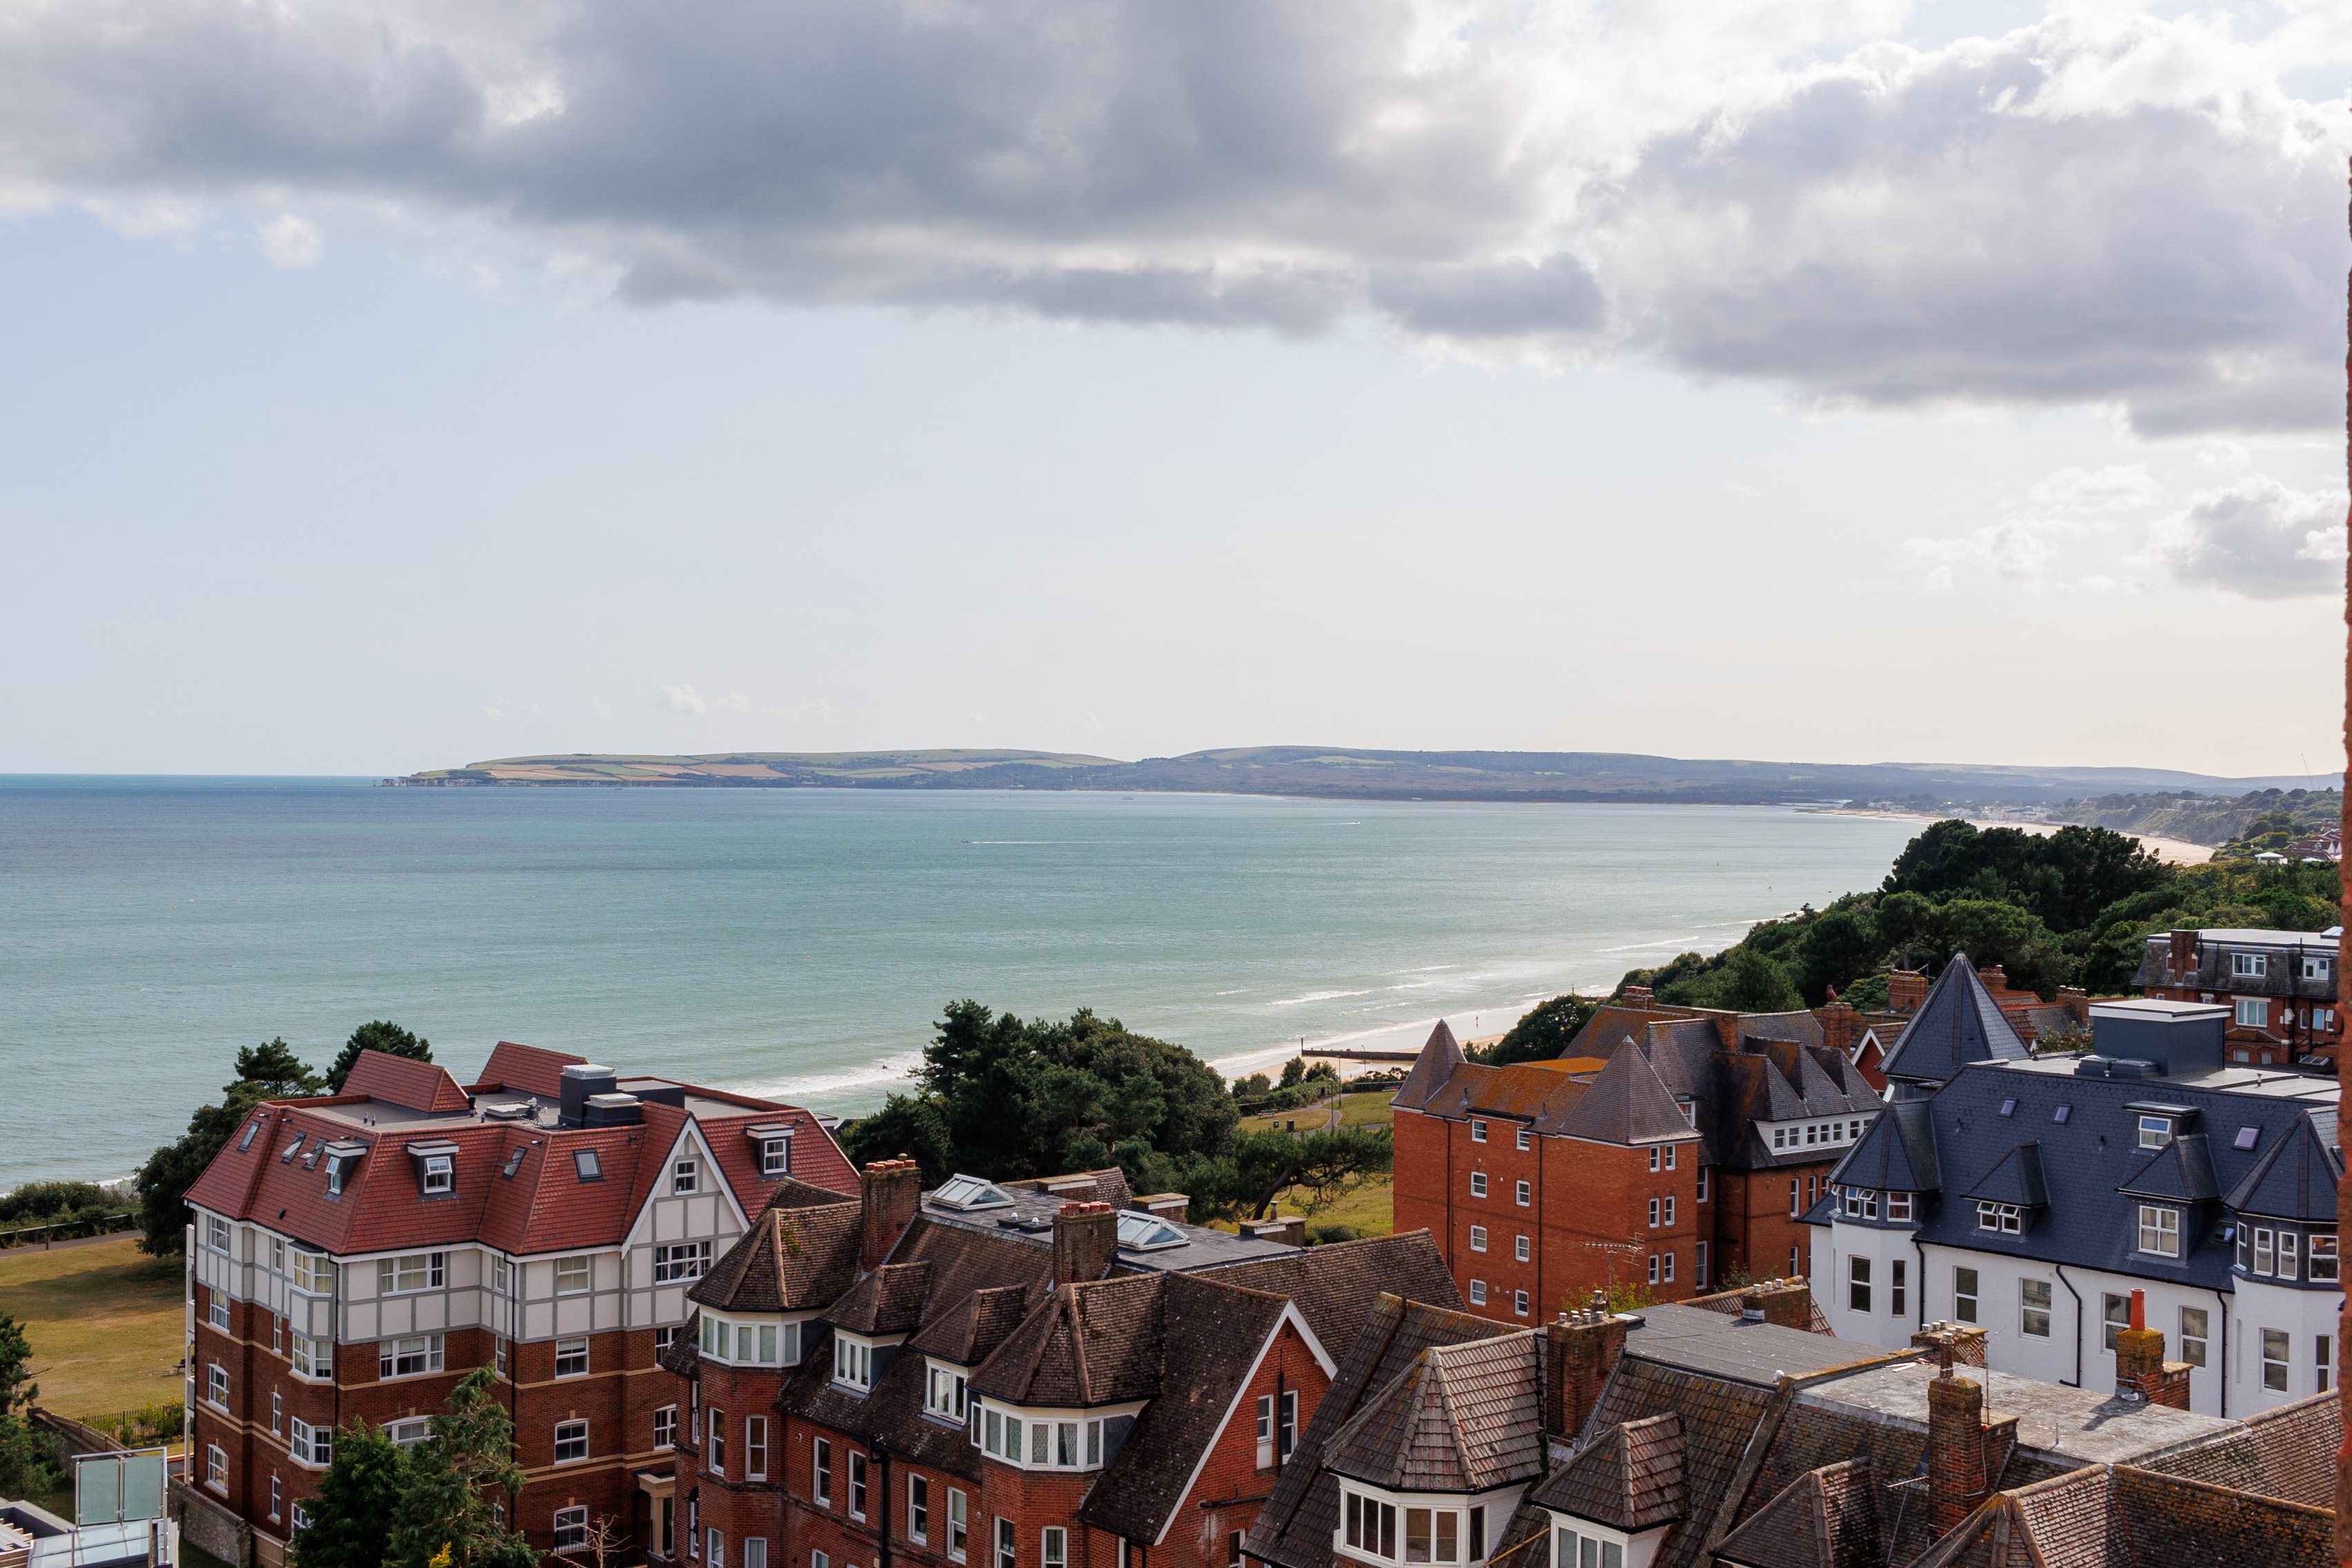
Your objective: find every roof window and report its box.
[239,1119,265,1153]
[574,1148,602,1182]
[1998,1099,2016,1118]
[282,1135,306,1164]
[2051,1106,2071,1125]
[930,1175,1013,1211]
[501,1147,527,1179]
[1116,1212,1185,1251]
[2137,1115,2173,1151]
[2234,1126,2260,1151]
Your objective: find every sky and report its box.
[0,0,2347,780]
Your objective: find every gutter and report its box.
[2052,1264,2084,1388]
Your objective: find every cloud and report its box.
[2146,476,2348,598]
[717,692,752,713]
[1906,519,2068,594]
[257,214,322,267]
[660,683,705,714]
[0,5,2342,430]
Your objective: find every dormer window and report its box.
[421,1155,453,1194]
[925,1362,969,1422]
[1887,1192,1912,1222]
[2137,1115,2173,1151]
[1841,1188,1879,1220]
[762,1137,791,1177]
[2135,1204,2180,1259]
[1553,1525,1623,1568]
[833,1334,874,1391]
[976,1405,1110,1470]
[1975,1202,2022,1235]
[699,1313,799,1366]
[2303,956,2331,983]
[2233,952,2267,978]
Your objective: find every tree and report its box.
[1168,1126,1394,1222]
[0,1313,34,1416]
[135,1039,325,1255]
[1792,905,1881,1006]
[839,1094,955,1186]
[0,1314,55,1498]
[384,1369,535,1568]
[1717,945,1803,1012]
[1477,995,1598,1067]
[289,1423,410,1568]
[325,1021,431,1095]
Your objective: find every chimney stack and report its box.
[1542,1293,1629,1441]
[1741,1277,1816,1332]
[2168,929,2199,983]
[1888,970,1928,1015]
[1052,1201,1119,1285]
[1977,964,2008,994]
[1818,998,1858,1057]
[1132,1193,1190,1225]
[1926,1355,1990,1535]
[2112,1290,2191,1409]
[859,1159,923,1271]
[1620,985,1656,1011]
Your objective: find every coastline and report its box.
[1812,807,2215,866]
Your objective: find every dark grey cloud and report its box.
[0,3,2340,431]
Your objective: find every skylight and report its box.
[574,1148,602,1182]
[239,1119,264,1152]
[282,1135,306,1164]
[1116,1211,1185,1251]
[930,1175,1013,1211]
[1998,1099,2016,1118]
[502,1147,528,1179]
[2051,1106,2071,1125]
[2234,1126,2260,1151]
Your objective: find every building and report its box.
[1391,1006,1883,1322]
[177,1041,857,1566]
[1810,986,2341,1418]
[2130,926,2342,1069]
[660,1163,1461,1568]
[1243,1280,2338,1568]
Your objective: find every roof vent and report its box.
[480,1101,534,1121]
[582,1092,643,1128]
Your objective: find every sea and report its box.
[0,778,1921,1190]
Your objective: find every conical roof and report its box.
[1829,1099,1939,1193]
[2223,1114,2342,1222]
[1393,1021,1467,1110]
[1879,954,2028,1086]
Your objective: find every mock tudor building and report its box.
[661,1162,1461,1568]
[179,1041,856,1565]
[1811,973,2342,1418]
[2131,925,2343,1070]
[1392,1006,1882,1322]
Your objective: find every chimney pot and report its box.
[1544,1305,1628,1441]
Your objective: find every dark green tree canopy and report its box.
[326,1021,432,1094]
[135,1039,325,1255]
[1476,994,1599,1067]
[289,1423,409,1568]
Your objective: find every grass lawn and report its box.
[1226,1090,1398,1237]
[0,1238,184,1422]
[1239,1087,1395,1135]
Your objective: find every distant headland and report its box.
[383,747,2334,809]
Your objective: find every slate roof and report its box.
[1830,1099,1939,1193]
[1324,1331,1545,1493]
[1211,1230,1464,1354]
[1543,1411,1685,1531]
[827,1260,938,1337]
[688,1184,862,1311]
[1710,1457,1881,1568]
[1868,1057,2339,1292]
[1393,1021,1467,1110]
[906,1282,1037,1365]
[971,1273,1166,1407]
[2115,1135,2218,1204]
[1542,1046,1697,1146]
[1247,1296,1509,1568]
[1880,956,2030,1086]
[2221,1115,2342,1222]
[1638,1024,1881,1173]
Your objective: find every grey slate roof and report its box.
[2116,1135,2219,1204]
[1828,1099,1939,1193]
[1879,954,2030,1086]
[1962,1142,2049,1208]
[2222,1115,2342,1222]
[1542,1045,1695,1145]
[1879,1058,2340,1293]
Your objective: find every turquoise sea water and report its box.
[0,778,1920,1189]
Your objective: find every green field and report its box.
[0,1238,184,1422]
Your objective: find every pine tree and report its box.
[288,1424,409,1568]
[135,1039,325,1255]
[325,1021,432,1094]
[385,1369,536,1568]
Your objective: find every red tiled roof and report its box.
[471,1040,586,1096]
[342,1050,473,1113]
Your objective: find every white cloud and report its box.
[257,214,322,267]
[1906,519,2069,594]
[2146,476,2349,599]
[660,683,705,714]
[718,692,752,713]
[590,695,613,720]
[0,5,2340,431]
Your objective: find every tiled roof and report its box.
[1246,1296,1509,1568]
[1710,1456,1882,1568]
[342,1050,473,1113]
[972,1273,1166,1407]
[470,1039,586,1095]
[1324,1331,1545,1493]
[1540,1046,1696,1146]
[1879,956,2030,1086]
[688,1188,861,1312]
[907,1282,1039,1366]
[1544,1411,1685,1531]
[1905,1464,2336,1568]
[1422,1063,1587,1126]
[1211,1230,1463,1353]
[2220,1114,2341,1222]
[2139,1391,2339,1507]
[1393,1021,1467,1110]
[828,1260,939,1337]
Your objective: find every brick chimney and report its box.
[1818,998,1858,1058]
[1741,1277,1816,1332]
[1927,1351,1990,1535]
[1620,985,1656,1011]
[1888,970,1928,1014]
[1132,1193,1190,1225]
[2168,928,2199,983]
[1543,1293,1629,1441]
[1977,963,2008,994]
[1052,1201,1118,1285]
[1911,1322,1988,1369]
[2113,1290,2191,1409]
[859,1159,923,1271]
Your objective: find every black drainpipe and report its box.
[876,1449,893,1568]
[1912,1236,1929,1330]
[2052,1264,2084,1388]
[2213,1286,2231,1418]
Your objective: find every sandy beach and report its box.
[1816,808,2214,865]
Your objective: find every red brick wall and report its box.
[1159,1320,1328,1568]
[1391,1110,1451,1266]
[1533,1136,1698,1315]
[1714,1165,1831,1283]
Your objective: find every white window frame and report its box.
[908,1473,930,1545]
[655,1405,677,1451]
[377,1252,446,1295]
[206,1364,228,1409]
[421,1154,454,1195]
[2236,997,2270,1029]
[379,1333,444,1379]
[1469,1172,1487,1199]
[553,1507,587,1553]
[833,1334,874,1391]
[1515,1126,1531,1152]
[204,1445,226,1493]
[2261,1329,2291,1392]
[1515,1179,1531,1207]
[761,1136,792,1177]
[745,1415,769,1480]
[2233,952,2267,978]
[556,1336,590,1378]
[1468,1225,1487,1253]
[290,1332,333,1380]
[1514,1235,1530,1264]
[2137,1204,2181,1259]
[674,1158,700,1195]
[947,1488,968,1562]
[2179,1306,2209,1369]
[554,1418,589,1464]
[554,1255,592,1294]
[1468,1280,1487,1306]
[1469,1119,1487,1144]
[2019,1278,2052,1339]
[656,1241,713,1283]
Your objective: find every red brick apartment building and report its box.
[659,1164,1456,1568]
[2131,925,2342,1070]
[177,1041,857,1566]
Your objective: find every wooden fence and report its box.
[0,1213,141,1251]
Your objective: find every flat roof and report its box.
[1801,1358,2233,1467]
[2088,1000,2229,1019]
[300,1079,783,1133]
[1992,1054,2340,1101]
[1621,1303,1893,1388]
[917,1183,1300,1271]
[2146,928,2341,947]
